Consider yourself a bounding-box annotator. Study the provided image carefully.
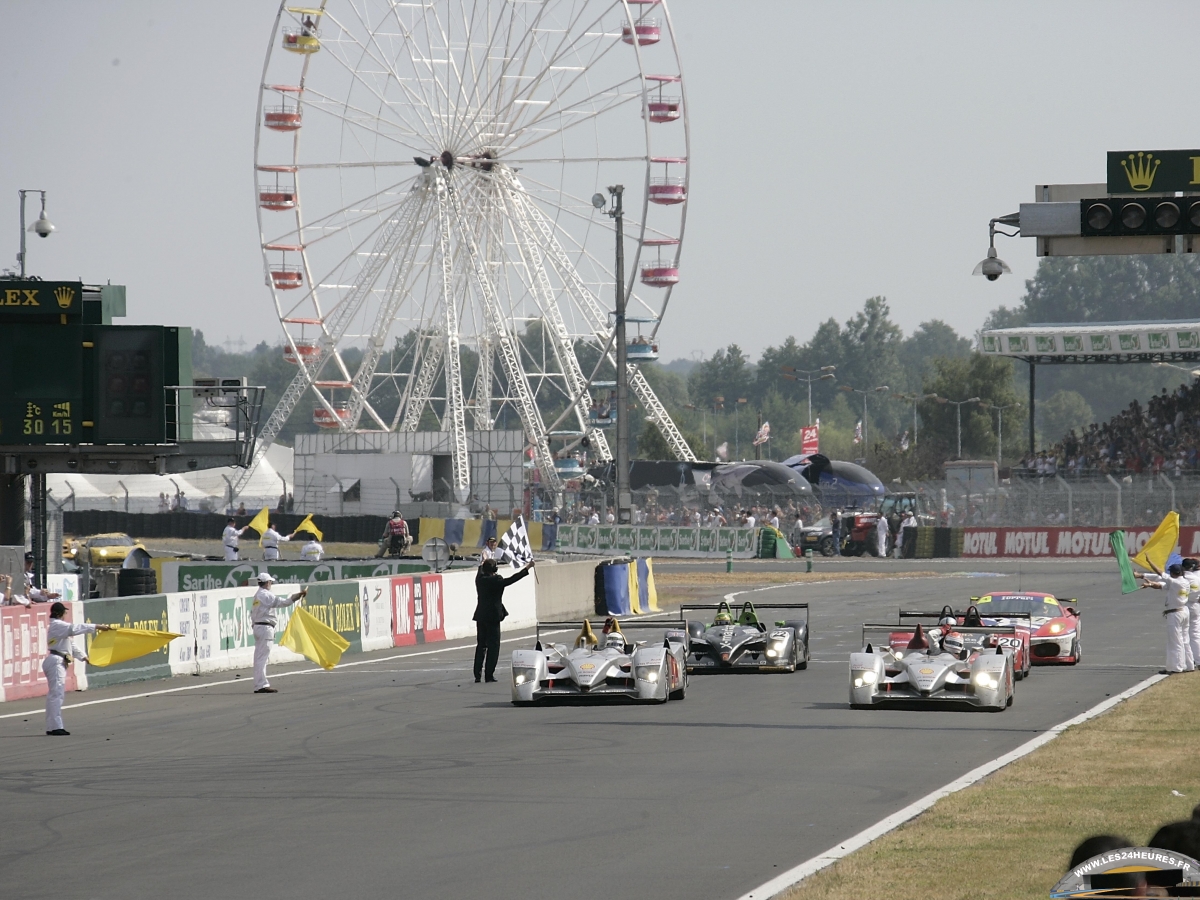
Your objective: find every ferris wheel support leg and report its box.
[435,176,472,506]
[344,185,432,432]
[473,335,494,431]
[502,179,597,450]
[449,192,560,491]
[629,366,698,462]
[399,334,444,432]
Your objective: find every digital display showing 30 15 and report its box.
[0,326,82,445]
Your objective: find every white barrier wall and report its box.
[5,567,542,701]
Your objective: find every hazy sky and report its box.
[4,1,1198,362]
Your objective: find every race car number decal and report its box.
[580,664,595,670]
[770,630,789,639]
[997,637,1022,648]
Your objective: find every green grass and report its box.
[779,674,1200,900]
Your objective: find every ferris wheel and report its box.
[242,0,696,500]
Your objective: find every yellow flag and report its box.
[279,606,349,671]
[246,506,271,546]
[1132,511,1180,573]
[87,628,182,667]
[294,513,323,542]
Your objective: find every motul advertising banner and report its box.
[960,526,1200,558]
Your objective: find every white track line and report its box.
[0,630,571,721]
[735,671,1168,900]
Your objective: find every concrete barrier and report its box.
[533,559,611,620]
[154,558,428,594]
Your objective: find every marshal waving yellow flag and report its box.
[293,513,323,541]
[1132,511,1180,573]
[279,606,349,670]
[87,628,182,667]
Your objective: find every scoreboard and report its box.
[0,283,190,446]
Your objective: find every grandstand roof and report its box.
[980,319,1200,364]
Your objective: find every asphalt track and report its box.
[0,559,1166,900]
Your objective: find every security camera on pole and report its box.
[16,189,55,277]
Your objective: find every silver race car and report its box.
[511,618,688,705]
[849,618,1016,711]
[680,601,810,673]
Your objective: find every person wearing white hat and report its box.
[249,572,307,693]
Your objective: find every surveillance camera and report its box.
[972,247,1011,281]
[30,215,55,238]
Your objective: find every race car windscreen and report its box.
[979,596,1061,618]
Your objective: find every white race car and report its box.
[511,618,688,705]
[850,620,1016,711]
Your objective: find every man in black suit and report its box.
[473,558,534,682]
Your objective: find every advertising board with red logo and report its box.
[800,425,819,456]
[960,526,1200,558]
[1,604,79,702]
[391,574,447,646]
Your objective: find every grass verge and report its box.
[778,673,1200,900]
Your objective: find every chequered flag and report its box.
[498,515,534,568]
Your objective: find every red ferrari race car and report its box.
[969,592,1081,665]
[892,605,1032,681]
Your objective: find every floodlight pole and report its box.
[609,185,631,525]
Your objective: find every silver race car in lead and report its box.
[850,619,1016,711]
[511,618,687,705]
[680,601,810,673]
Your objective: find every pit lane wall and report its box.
[0,560,607,701]
[948,526,1200,558]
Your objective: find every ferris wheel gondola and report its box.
[240,0,697,499]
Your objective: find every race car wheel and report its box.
[670,672,687,701]
[818,536,836,557]
[1070,639,1081,665]
[1006,690,1014,707]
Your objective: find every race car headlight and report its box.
[512,666,537,686]
[99,549,108,557]
[974,672,998,689]
[1049,622,1063,634]
[766,649,778,658]
[635,666,659,682]
[853,670,877,688]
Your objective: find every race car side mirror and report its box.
[969,596,980,602]
[864,642,873,653]
[1066,608,1078,617]
[663,638,671,649]
[535,640,542,651]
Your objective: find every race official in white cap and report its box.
[1140,562,1194,674]
[44,601,113,735]
[250,572,307,693]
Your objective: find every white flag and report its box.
[752,421,771,446]
[853,420,863,445]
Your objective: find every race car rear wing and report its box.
[861,623,1017,642]
[534,619,684,646]
[678,602,809,627]
[898,609,1032,623]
